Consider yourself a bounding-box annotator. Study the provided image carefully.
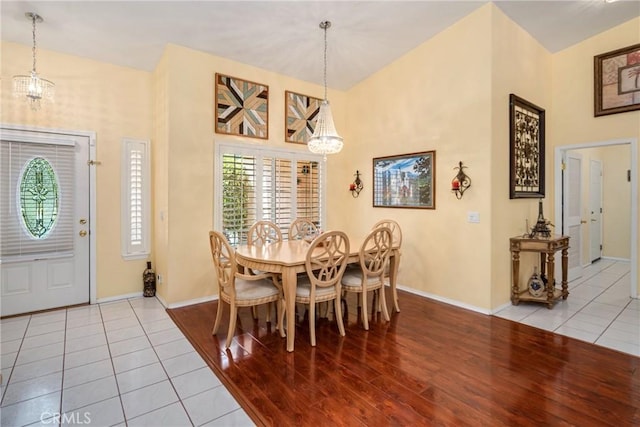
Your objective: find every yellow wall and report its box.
[345,5,494,309]
[601,145,632,259]
[489,6,552,308]
[154,44,346,305]
[151,48,170,302]
[1,41,153,300]
[551,16,639,296]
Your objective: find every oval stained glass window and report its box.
[19,157,59,239]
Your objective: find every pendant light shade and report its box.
[13,12,55,111]
[308,99,343,155]
[308,21,343,159]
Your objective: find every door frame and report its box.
[554,138,638,299]
[1,123,97,306]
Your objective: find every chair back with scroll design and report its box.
[341,226,392,330]
[294,230,349,346]
[288,218,318,241]
[372,219,402,249]
[248,220,282,246]
[372,219,402,312]
[209,231,282,349]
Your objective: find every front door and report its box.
[0,127,90,316]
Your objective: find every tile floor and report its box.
[0,297,254,427]
[495,259,640,357]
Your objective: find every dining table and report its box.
[235,236,401,352]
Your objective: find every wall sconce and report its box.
[349,170,363,198]
[451,161,471,199]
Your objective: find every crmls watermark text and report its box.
[41,412,92,424]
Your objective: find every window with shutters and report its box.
[121,138,150,259]
[215,142,325,246]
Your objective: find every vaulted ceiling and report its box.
[2,1,639,90]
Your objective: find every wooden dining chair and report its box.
[247,220,283,321]
[372,219,402,311]
[341,226,392,330]
[288,218,318,240]
[372,219,402,249]
[209,231,282,349]
[247,220,282,245]
[282,230,349,346]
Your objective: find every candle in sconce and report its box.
[452,181,460,190]
[349,183,356,191]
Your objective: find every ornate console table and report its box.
[509,235,570,309]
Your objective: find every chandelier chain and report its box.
[322,23,327,101]
[31,14,38,72]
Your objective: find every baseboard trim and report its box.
[165,295,218,309]
[601,256,631,262]
[96,292,142,304]
[396,284,492,315]
[491,301,513,315]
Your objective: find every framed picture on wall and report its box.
[285,91,321,144]
[509,94,545,199]
[372,151,436,209]
[594,43,640,117]
[215,73,268,139]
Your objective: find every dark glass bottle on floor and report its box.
[143,261,156,297]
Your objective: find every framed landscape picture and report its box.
[594,43,640,116]
[373,151,436,209]
[215,73,268,139]
[285,91,321,144]
[509,94,545,199]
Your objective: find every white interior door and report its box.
[589,159,603,262]
[0,128,90,316]
[564,151,583,281]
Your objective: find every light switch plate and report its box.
[467,211,480,223]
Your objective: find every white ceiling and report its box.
[2,1,639,91]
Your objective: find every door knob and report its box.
[580,220,587,224]
[79,219,87,224]
[79,230,87,237]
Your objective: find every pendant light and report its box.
[13,12,55,111]
[308,20,343,160]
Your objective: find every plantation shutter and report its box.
[264,157,293,235]
[222,154,257,246]
[121,139,150,258]
[217,143,324,245]
[295,161,321,231]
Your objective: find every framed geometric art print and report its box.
[285,90,321,144]
[215,73,268,139]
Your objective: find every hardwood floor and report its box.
[168,290,640,426]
